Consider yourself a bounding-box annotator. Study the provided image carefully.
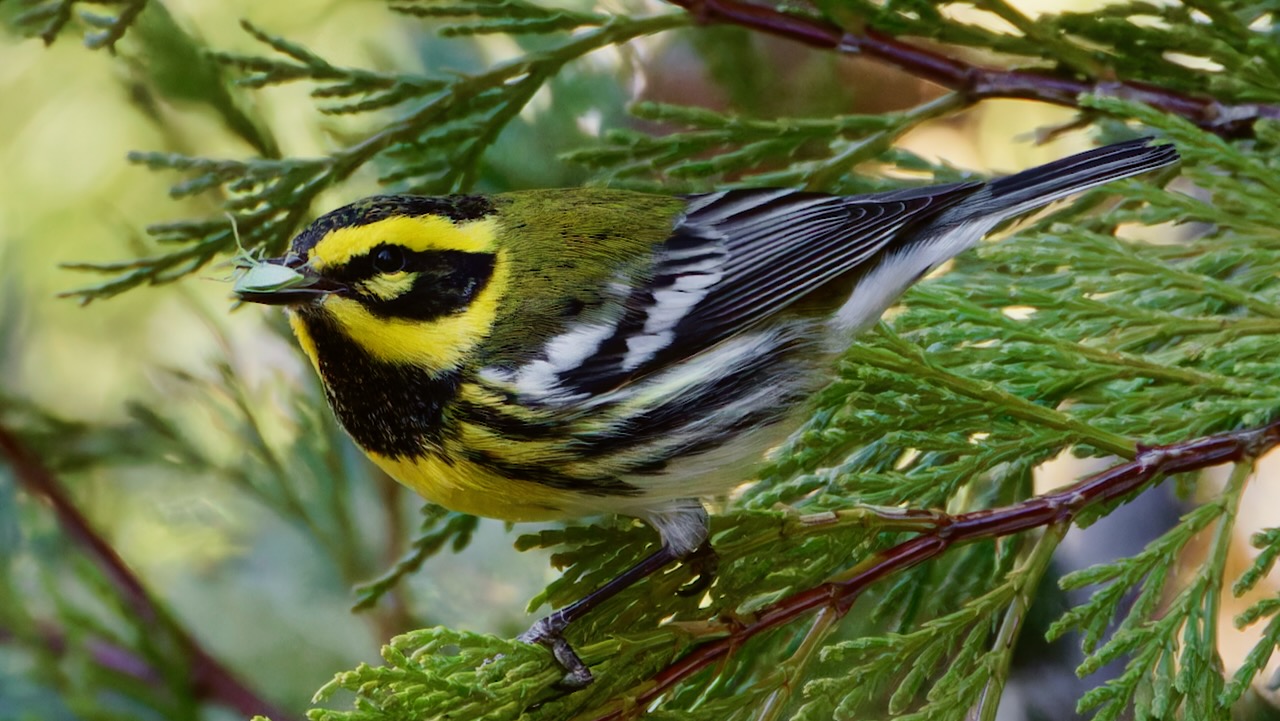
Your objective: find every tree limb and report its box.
[0,424,297,721]
[664,0,1280,138]
[588,418,1280,720]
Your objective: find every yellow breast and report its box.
[366,450,588,522]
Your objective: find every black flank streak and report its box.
[457,447,642,496]
[451,394,642,495]
[452,400,563,442]
[573,340,806,463]
[627,408,782,476]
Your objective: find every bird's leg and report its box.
[519,544,679,688]
[519,501,710,689]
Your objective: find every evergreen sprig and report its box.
[7,0,1280,719]
[1226,525,1280,707]
[0,322,444,718]
[302,89,1280,721]
[64,11,688,302]
[6,0,147,48]
[390,0,608,36]
[353,507,478,611]
[214,20,449,114]
[806,530,1062,721]
[0,421,295,720]
[565,94,971,193]
[1047,468,1245,721]
[562,96,965,192]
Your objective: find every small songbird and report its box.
[233,137,1178,686]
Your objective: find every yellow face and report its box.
[229,194,525,464]
[307,213,499,269]
[278,199,510,376]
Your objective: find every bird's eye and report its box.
[372,246,405,274]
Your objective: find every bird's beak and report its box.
[232,255,346,306]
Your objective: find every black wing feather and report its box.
[553,183,984,396]
[508,138,1176,402]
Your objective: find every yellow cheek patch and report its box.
[358,271,416,301]
[288,312,322,375]
[320,252,511,371]
[310,215,498,270]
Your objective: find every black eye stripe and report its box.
[345,249,497,322]
[331,244,452,282]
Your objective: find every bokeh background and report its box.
[1,1,1276,718]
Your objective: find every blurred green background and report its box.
[3,1,1276,719]
[0,3,576,715]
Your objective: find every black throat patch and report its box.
[297,309,460,459]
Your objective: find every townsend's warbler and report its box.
[233,137,1178,686]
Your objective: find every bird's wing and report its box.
[493,184,982,403]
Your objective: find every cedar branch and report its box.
[589,418,1280,720]
[664,0,1280,138]
[0,424,297,721]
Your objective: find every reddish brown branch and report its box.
[664,0,1280,138]
[0,621,161,686]
[589,418,1280,720]
[0,425,296,721]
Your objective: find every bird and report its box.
[232,137,1179,687]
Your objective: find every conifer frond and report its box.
[354,507,478,611]
[1047,474,1241,719]
[297,101,1280,720]
[9,0,1280,719]
[64,10,687,302]
[8,0,147,48]
[214,20,449,113]
[390,0,608,36]
[565,94,968,193]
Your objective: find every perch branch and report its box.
[665,0,1280,137]
[0,424,297,721]
[589,418,1280,719]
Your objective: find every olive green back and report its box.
[481,189,685,366]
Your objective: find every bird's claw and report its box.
[518,613,594,689]
[676,542,719,598]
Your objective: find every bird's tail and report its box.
[976,137,1179,219]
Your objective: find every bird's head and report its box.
[234,195,509,372]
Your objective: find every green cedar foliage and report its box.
[2,1,1280,721]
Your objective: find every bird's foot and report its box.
[518,612,594,689]
[676,541,719,598]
